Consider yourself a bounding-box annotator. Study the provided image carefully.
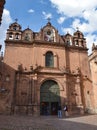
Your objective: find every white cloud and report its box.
[40,0,46,4]
[70,10,97,34]
[49,0,97,54]
[85,34,97,54]
[50,0,97,17]
[0,9,13,52]
[42,11,52,19]
[57,16,66,24]
[61,27,74,35]
[61,24,97,54]
[28,9,34,13]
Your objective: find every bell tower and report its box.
[73,29,86,48]
[6,20,22,41]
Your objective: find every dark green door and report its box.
[40,80,60,115]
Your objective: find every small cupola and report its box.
[64,32,73,46]
[22,27,33,41]
[92,43,97,51]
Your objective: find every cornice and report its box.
[5,39,88,52]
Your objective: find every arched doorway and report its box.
[40,80,60,115]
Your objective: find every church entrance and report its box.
[40,80,60,115]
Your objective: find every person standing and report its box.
[64,105,69,117]
[58,104,62,118]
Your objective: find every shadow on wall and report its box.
[0,61,16,114]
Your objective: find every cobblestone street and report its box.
[0,114,97,130]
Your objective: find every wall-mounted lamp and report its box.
[0,88,7,93]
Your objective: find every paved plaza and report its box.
[0,114,97,130]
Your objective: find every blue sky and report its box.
[1,0,97,54]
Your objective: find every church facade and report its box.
[0,21,94,115]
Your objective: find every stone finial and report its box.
[92,43,95,47]
[92,43,96,51]
[76,67,80,74]
[18,64,23,72]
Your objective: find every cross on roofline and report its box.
[15,18,18,22]
[76,27,79,31]
[67,31,69,34]
[47,17,51,22]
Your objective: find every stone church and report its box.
[0,20,95,116]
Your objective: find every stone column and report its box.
[75,76,84,114]
[33,74,39,116]
[43,54,45,67]
[54,53,58,68]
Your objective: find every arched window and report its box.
[15,33,19,40]
[9,32,13,39]
[45,51,54,67]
